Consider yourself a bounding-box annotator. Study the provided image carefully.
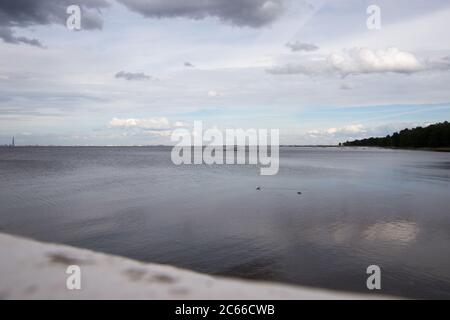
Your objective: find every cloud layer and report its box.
[330,48,424,76]
[268,47,426,77]
[108,117,186,137]
[109,117,171,130]
[117,0,284,27]
[286,41,319,52]
[0,0,110,47]
[0,27,44,48]
[115,71,151,81]
[0,0,285,47]
[307,122,433,142]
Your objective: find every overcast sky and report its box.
[1,0,450,145]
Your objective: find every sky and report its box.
[0,0,450,146]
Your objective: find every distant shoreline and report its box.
[1,145,341,148]
[342,122,450,150]
[340,146,450,152]
[380,146,450,152]
[1,145,449,151]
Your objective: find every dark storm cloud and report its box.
[0,27,44,48]
[0,0,286,48]
[0,0,110,47]
[115,71,151,80]
[184,62,195,67]
[116,0,284,27]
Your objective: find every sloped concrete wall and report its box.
[0,233,391,299]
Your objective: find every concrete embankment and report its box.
[0,233,392,299]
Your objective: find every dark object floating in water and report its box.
[297,192,302,195]
[256,187,261,191]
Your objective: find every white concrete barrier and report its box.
[0,233,393,299]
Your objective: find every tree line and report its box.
[342,121,450,148]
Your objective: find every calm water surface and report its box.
[0,146,449,298]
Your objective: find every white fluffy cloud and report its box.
[268,47,427,77]
[174,121,187,127]
[109,117,171,130]
[108,117,189,139]
[207,90,223,97]
[329,48,424,76]
[307,124,367,140]
[326,124,365,135]
[306,122,432,143]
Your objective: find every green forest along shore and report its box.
[342,122,450,151]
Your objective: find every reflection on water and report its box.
[363,221,419,244]
[0,146,450,298]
